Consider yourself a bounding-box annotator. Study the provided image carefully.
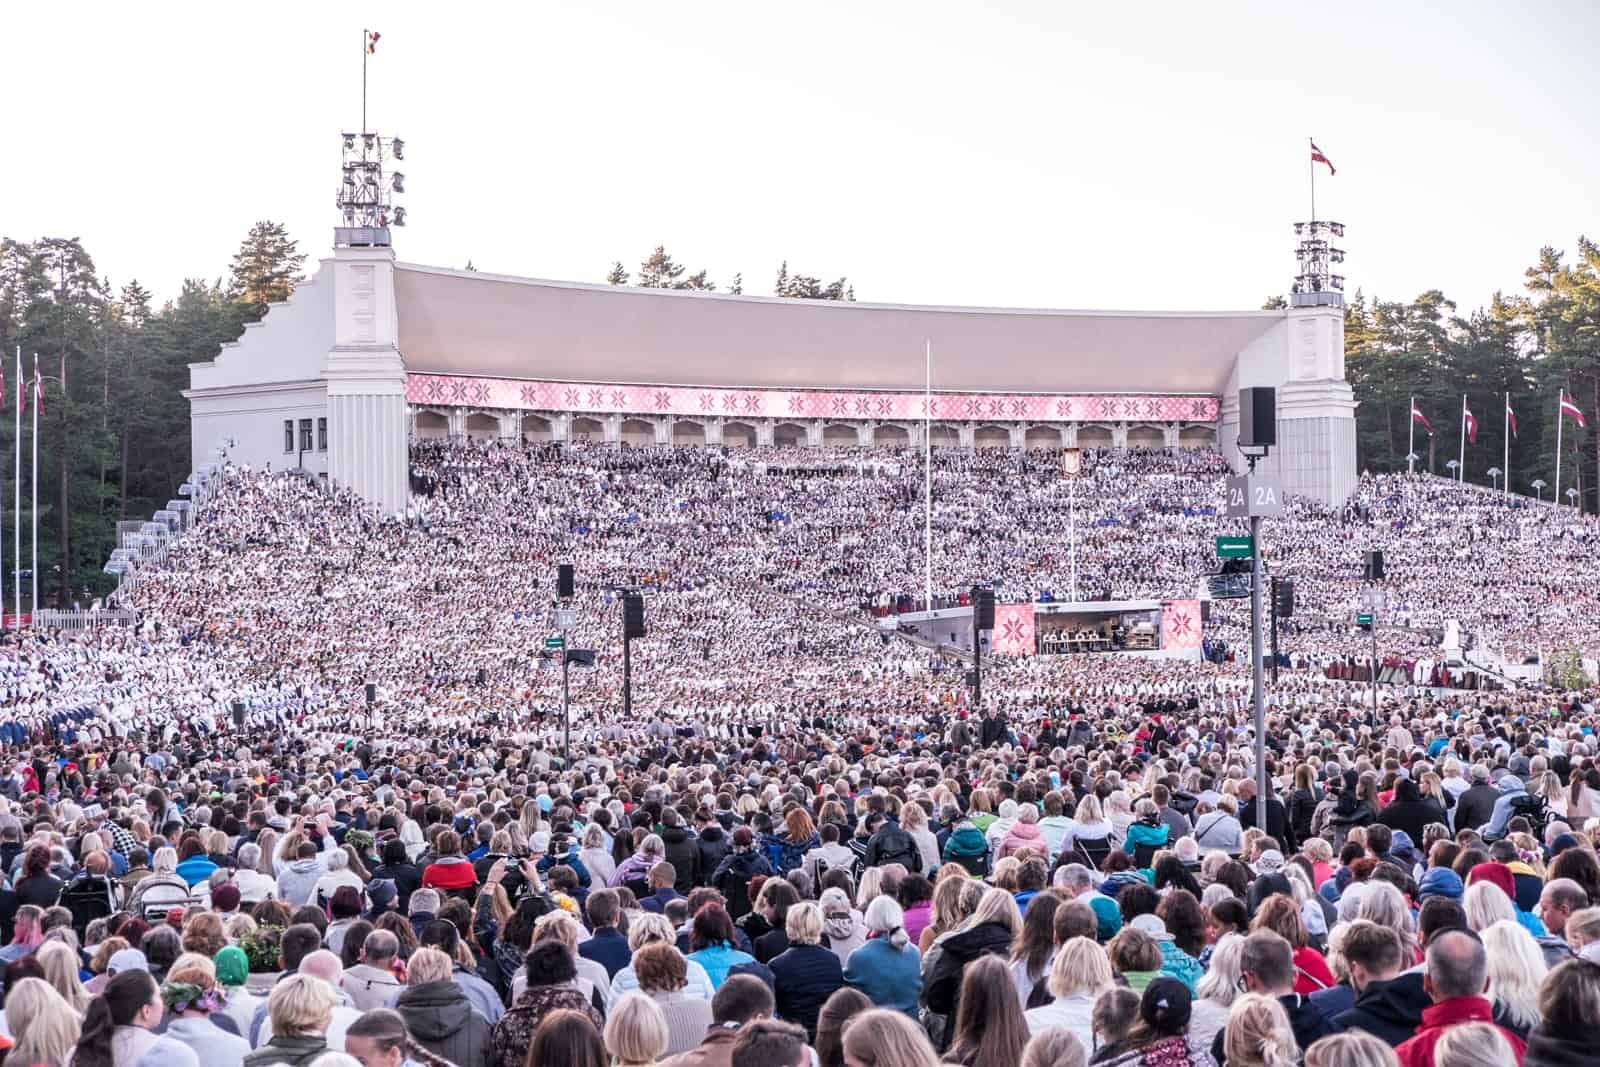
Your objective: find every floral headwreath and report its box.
[161,981,227,1015]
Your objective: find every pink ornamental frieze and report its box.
[404,375,1218,424]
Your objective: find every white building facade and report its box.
[187,233,1356,513]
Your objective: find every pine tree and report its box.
[227,221,307,320]
[1261,295,1287,310]
[773,261,852,300]
[637,246,685,288]
[729,273,743,295]
[606,262,628,285]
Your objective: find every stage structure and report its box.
[186,141,1357,514]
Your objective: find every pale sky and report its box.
[4,2,1596,313]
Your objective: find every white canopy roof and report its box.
[394,263,1280,395]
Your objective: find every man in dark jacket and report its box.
[579,889,632,978]
[695,816,731,880]
[370,839,423,915]
[1452,765,1499,834]
[1237,779,1295,851]
[1214,931,1331,1064]
[392,964,493,1067]
[661,974,774,1067]
[1321,921,1427,1045]
[1378,778,1447,846]
[863,815,922,874]
[660,810,701,893]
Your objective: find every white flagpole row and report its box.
[1503,391,1510,498]
[1408,395,1415,475]
[31,356,38,616]
[11,347,18,626]
[1458,394,1466,482]
[923,339,931,613]
[1555,390,1565,508]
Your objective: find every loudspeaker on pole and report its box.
[557,564,575,599]
[623,592,646,639]
[1238,387,1277,449]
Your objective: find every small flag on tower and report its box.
[1310,140,1336,176]
[1561,390,1587,429]
[367,30,381,54]
[1411,402,1433,435]
[1506,397,1518,438]
[1463,403,1478,445]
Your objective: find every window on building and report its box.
[318,417,328,451]
[284,420,294,453]
[299,418,313,452]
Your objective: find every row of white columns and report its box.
[413,409,1213,450]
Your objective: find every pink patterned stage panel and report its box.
[404,375,1218,424]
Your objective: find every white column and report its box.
[1112,422,1129,448]
[757,419,776,447]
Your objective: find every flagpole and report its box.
[923,339,931,613]
[30,355,38,616]
[362,28,368,134]
[11,347,18,626]
[1309,137,1315,223]
[1458,394,1466,482]
[1556,390,1565,507]
[1408,395,1415,475]
[1503,391,1510,498]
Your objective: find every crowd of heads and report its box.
[0,437,1588,1066]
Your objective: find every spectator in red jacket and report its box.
[421,830,479,894]
[1395,930,1525,1067]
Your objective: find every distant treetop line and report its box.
[0,223,1594,607]
[605,245,855,301]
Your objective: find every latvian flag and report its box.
[367,30,381,54]
[1311,140,1336,176]
[1506,398,1518,438]
[1411,402,1433,435]
[32,364,42,418]
[1463,403,1478,445]
[1561,390,1587,429]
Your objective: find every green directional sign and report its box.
[544,636,565,650]
[1356,612,1373,627]
[1215,536,1255,560]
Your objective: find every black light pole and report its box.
[622,591,645,719]
[1269,577,1280,686]
[556,564,575,769]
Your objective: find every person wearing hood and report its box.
[277,841,330,907]
[1378,777,1447,847]
[819,887,865,967]
[393,947,492,1067]
[1323,920,1429,1046]
[1121,800,1171,865]
[579,822,618,888]
[1327,772,1378,851]
[984,799,1021,861]
[941,816,991,876]
[659,809,701,893]
[370,839,423,915]
[1000,803,1048,859]
[1479,775,1530,841]
[762,809,821,878]
[711,828,772,921]
[924,887,1020,1032]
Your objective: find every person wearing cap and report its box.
[1453,765,1499,834]
[370,840,422,915]
[1094,976,1211,1067]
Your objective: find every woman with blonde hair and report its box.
[610,912,715,1000]
[1302,1031,1398,1067]
[1479,920,1546,1039]
[1188,932,1245,1050]
[839,1007,942,1067]
[37,938,91,1016]
[1432,1022,1518,1067]
[770,902,844,1040]
[603,991,669,1067]
[920,875,983,952]
[1223,993,1297,1067]
[1024,936,1114,1051]
[7,976,82,1066]
[162,955,250,1067]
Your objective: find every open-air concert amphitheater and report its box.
[2,126,1598,1067]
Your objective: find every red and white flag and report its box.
[1463,404,1478,445]
[32,365,42,418]
[1506,398,1518,438]
[1411,402,1433,435]
[1561,390,1587,429]
[1310,140,1336,176]
[366,30,381,54]
[991,602,1036,657]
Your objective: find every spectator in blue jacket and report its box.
[768,902,844,1040]
[843,895,921,1018]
